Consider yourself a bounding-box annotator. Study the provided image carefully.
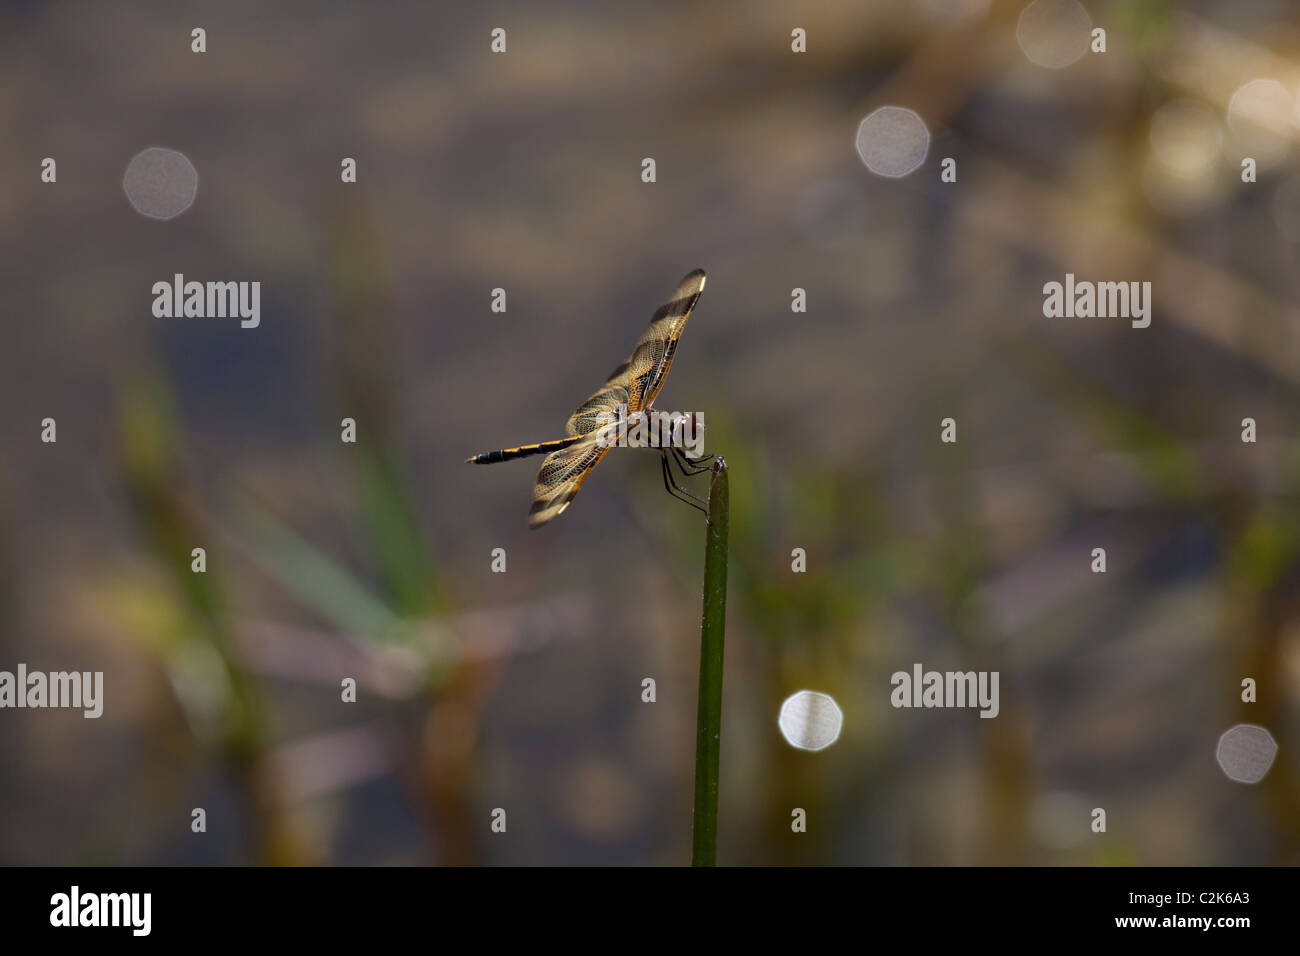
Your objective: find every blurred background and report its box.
[2,0,1299,865]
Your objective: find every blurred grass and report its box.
[115,364,313,865]
[325,198,447,620]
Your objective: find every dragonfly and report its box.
[467,269,715,528]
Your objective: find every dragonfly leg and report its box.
[670,446,714,475]
[661,450,708,514]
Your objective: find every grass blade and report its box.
[692,456,730,866]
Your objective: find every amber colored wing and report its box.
[564,358,631,437]
[539,269,706,527]
[528,434,611,528]
[624,269,706,414]
[563,269,707,435]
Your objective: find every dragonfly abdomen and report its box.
[466,436,582,465]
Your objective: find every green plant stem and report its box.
[692,456,729,866]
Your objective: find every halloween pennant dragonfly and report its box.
[467,269,713,528]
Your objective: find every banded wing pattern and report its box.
[562,270,705,435]
[528,434,610,528]
[625,269,706,413]
[468,269,707,528]
[528,269,706,527]
[564,358,630,438]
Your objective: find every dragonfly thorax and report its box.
[611,405,703,453]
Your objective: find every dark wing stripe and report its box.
[647,292,701,323]
[565,360,631,437]
[627,270,706,413]
[528,270,705,527]
[528,435,610,528]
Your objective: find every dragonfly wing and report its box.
[538,269,705,526]
[565,360,630,437]
[529,435,611,528]
[564,270,706,433]
[626,269,706,413]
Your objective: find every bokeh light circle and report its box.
[1216,723,1278,784]
[123,147,199,220]
[1149,99,1223,177]
[855,107,930,178]
[1226,78,1295,166]
[778,690,844,751]
[1016,0,1092,69]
